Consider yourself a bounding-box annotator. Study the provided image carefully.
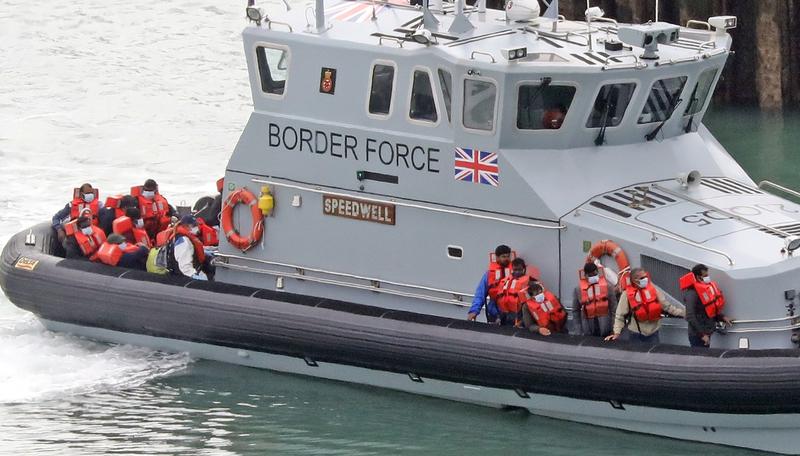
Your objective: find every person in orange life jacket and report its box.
[62,215,106,260]
[166,215,215,280]
[521,281,567,336]
[113,207,152,248]
[91,233,149,270]
[467,244,513,323]
[682,264,733,348]
[133,179,174,240]
[99,194,138,235]
[52,183,103,243]
[573,262,618,337]
[494,258,531,326]
[604,267,685,344]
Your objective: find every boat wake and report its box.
[0,306,190,404]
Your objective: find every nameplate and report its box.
[15,256,39,271]
[323,195,395,225]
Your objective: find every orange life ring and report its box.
[585,240,630,289]
[221,188,264,251]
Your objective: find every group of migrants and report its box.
[52,181,219,280]
[468,245,733,348]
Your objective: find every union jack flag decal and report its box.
[454,147,499,187]
[325,0,407,23]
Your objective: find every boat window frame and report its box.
[513,79,580,133]
[637,75,689,125]
[437,68,453,124]
[406,66,441,127]
[366,60,398,119]
[461,75,500,135]
[252,42,291,100]
[584,79,640,130]
[683,67,721,118]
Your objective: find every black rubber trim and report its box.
[589,201,631,218]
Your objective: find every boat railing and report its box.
[758,180,800,201]
[469,50,495,63]
[378,36,405,47]
[574,207,735,265]
[653,184,795,240]
[266,20,293,32]
[601,53,647,71]
[215,253,473,306]
[251,178,566,230]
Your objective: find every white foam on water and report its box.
[0,306,191,404]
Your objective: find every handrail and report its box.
[656,54,702,66]
[759,180,800,201]
[215,259,471,307]
[697,40,716,52]
[217,252,472,298]
[601,53,647,71]
[575,207,735,265]
[653,183,794,240]
[378,36,405,47]
[470,50,495,63]
[251,178,566,230]
[266,20,293,32]
[686,19,711,30]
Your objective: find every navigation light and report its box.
[502,47,528,61]
[618,22,680,60]
[708,16,737,35]
[246,6,266,26]
[787,237,800,254]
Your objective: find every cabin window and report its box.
[638,76,687,124]
[255,46,288,96]
[586,83,636,128]
[438,69,453,123]
[684,68,719,116]
[516,83,576,130]
[409,70,438,122]
[463,79,497,131]
[369,63,396,116]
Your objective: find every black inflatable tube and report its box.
[3,223,800,414]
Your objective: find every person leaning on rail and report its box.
[604,267,685,344]
[467,244,513,323]
[573,262,617,337]
[680,264,733,348]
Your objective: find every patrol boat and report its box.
[4,0,800,453]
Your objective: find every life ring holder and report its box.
[585,240,630,291]
[221,187,264,251]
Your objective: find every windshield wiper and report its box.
[594,87,618,146]
[645,97,683,141]
[684,95,699,133]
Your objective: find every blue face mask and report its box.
[135,219,145,228]
[534,293,545,303]
[637,278,649,288]
[118,242,128,250]
[81,226,93,236]
[82,193,95,203]
[142,190,156,199]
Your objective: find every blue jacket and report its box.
[468,271,499,318]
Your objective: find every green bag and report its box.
[146,247,168,275]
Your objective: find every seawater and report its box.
[0,0,796,454]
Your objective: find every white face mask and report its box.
[81,226,93,236]
[534,293,545,303]
[190,226,200,235]
[702,276,711,284]
[588,275,600,284]
[118,242,128,250]
[82,193,95,203]
[142,190,156,199]
[135,218,145,228]
[637,278,649,289]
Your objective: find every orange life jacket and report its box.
[131,186,170,221]
[679,272,725,318]
[495,274,530,314]
[65,220,106,257]
[171,225,206,264]
[156,227,173,248]
[104,194,129,219]
[197,218,218,246]
[94,241,139,266]
[113,216,151,248]
[578,267,610,319]
[69,188,100,224]
[626,282,662,322]
[524,291,566,332]
[486,251,515,300]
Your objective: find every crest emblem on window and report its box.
[319,67,337,95]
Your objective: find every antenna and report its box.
[655,0,659,22]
